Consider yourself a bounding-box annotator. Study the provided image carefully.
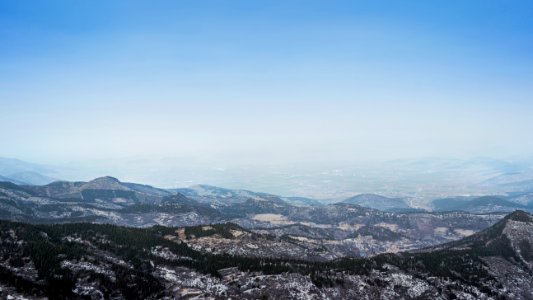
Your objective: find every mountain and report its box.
[341,193,410,211]
[174,184,319,206]
[1,171,56,186]
[380,210,533,299]
[5,156,533,201]
[0,175,26,185]
[5,171,56,185]
[430,196,477,211]
[423,210,533,254]
[502,179,533,192]
[409,210,533,297]
[123,193,222,223]
[280,196,323,206]
[175,184,267,204]
[0,178,508,257]
[0,178,222,227]
[480,171,533,189]
[0,157,50,174]
[220,196,293,217]
[26,176,172,205]
[432,195,530,213]
[0,157,59,185]
[0,211,529,299]
[507,191,533,207]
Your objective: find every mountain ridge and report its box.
[341,193,410,211]
[432,195,531,213]
[0,210,529,299]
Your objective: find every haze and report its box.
[1,1,533,185]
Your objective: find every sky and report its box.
[1,0,533,169]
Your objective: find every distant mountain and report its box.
[397,157,529,173]
[280,196,322,206]
[220,197,292,217]
[477,170,533,196]
[0,178,300,226]
[26,176,173,205]
[430,196,478,211]
[286,203,378,225]
[0,157,59,185]
[5,171,56,185]
[0,175,26,185]
[480,171,533,187]
[507,191,533,207]
[432,195,529,213]
[175,184,321,207]
[1,172,520,263]
[0,177,220,226]
[0,178,505,250]
[341,193,410,211]
[0,157,50,174]
[5,155,533,201]
[501,179,533,192]
[175,184,275,204]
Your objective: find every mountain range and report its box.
[0,157,57,185]
[0,208,529,299]
[431,195,533,213]
[341,193,411,211]
[174,184,321,207]
[4,156,533,200]
[0,172,532,298]
[0,176,509,261]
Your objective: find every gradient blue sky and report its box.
[1,0,533,165]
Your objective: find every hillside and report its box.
[342,194,410,211]
[0,178,508,257]
[0,211,530,299]
[432,195,530,213]
[175,184,322,207]
[26,176,173,204]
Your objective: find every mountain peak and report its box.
[505,210,533,223]
[93,176,120,182]
[342,193,409,211]
[82,176,128,190]
[346,193,389,200]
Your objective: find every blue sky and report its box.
[1,0,533,166]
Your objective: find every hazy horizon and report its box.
[2,155,533,203]
[2,1,533,193]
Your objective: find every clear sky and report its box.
[1,0,533,166]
